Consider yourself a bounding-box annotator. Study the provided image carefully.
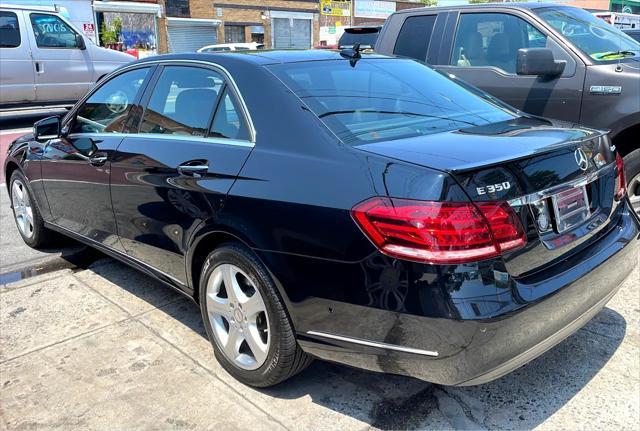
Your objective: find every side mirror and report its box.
[516,48,565,77]
[33,116,61,141]
[75,34,86,50]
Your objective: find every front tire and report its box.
[9,170,52,248]
[199,242,312,387]
[623,149,640,216]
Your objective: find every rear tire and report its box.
[9,170,53,248]
[199,242,312,387]
[623,149,640,216]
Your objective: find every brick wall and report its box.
[157,0,322,51]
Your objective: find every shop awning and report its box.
[93,1,163,17]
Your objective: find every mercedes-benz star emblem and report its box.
[574,148,589,171]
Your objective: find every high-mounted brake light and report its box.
[351,197,526,264]
[614,152,627,201]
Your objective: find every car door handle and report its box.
[177,160,209,178]
[89,152,108,166]
[35,62,43,74]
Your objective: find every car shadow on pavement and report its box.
[73,254,628,430]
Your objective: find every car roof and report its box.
[135,50,392,67]
[394,1,563,14]
[0,3,57,12]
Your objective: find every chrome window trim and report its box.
[306,330,439,357]
[65,132,254,148]
[67,59,257,143]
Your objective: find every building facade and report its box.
[157,0,323,52]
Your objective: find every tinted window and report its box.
[268,59,514,145]
[393,15,436,61]
[30,13,78,48]
[0,11,21,48]
[209,89,250,140]
[339,28,379,48]
[451,13,547,73]
[140,66,223,136]
[71,68,150,134]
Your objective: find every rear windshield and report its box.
[339,30,379,48]
[267,59,515,145]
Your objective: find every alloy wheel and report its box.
[205,263,270,370]
[629,171,640,217]
[11,179,34,239]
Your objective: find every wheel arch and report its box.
[186,226,258,304]
[5,160,21,192]
[612,123,640,158]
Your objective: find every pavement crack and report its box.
[435,386,486,431]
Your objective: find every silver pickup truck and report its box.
[0,4,133,108]
[376,3,640,213]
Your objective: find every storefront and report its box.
[166,17,220,52]
[93,1,162,58]
[271,10,313,49]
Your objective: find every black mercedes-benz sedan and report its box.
[5,50,639,387]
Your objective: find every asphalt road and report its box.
[1,117,639,430]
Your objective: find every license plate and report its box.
[552,186,591,233]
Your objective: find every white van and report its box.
[0,4,134,107]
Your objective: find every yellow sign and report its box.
[320,0,351,17]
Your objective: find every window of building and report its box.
[30,13,79,48]
[165,0,190,18]
[71,67,151,134]
[140,66,224,137]
[0,11,21,48]
[225,25,246,43]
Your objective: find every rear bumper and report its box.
[297,206,639,386]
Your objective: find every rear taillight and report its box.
[351,197,526,264]
[614,152,627,201]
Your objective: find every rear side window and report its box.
[209,88,250,141]
[140,66,224,137]
[393,15,436,62]
[30,13,78,48]
[0,11,21,48]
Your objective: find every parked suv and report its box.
[376,3,640,213]
[0,4,133,108]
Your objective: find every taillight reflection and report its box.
[614,152,627,201]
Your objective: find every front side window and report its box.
[268,59,514,146]
[30,13,78,48]
[70,68,150,134]
[140,66,224,136]
[393,15,436,62]
[210,89,250,140]
[536,6,639,62]
[451,13,547,73]
[0,11,21,48]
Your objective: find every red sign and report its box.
[83,23,95,33]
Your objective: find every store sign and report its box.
[321,0,351,17]
[354,0,395,19]
[83,23,95,34]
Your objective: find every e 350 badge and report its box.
[477,182,511,195]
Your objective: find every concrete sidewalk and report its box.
[1,255,638,430]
